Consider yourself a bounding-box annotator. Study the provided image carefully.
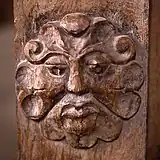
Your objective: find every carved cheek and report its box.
[16,66,48,119]
[43,67,66,97]
[16,65,33,91]
[16,64,66,120]
[31,66,65,93]
[119,61,144,91]
[16,65,48,92]
[107,91,141,119]
[83,65,119,95]
[82,64,142,119]
[91,61,144,94]
[32,67,47,90]
[48,78,66,96]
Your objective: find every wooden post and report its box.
[14,0,149,159]
[147,0,160,159]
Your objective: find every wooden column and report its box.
[14,0,149,159]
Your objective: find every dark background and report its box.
[0,1,13,24]
[0,0,16,160]
[0,0,160,160]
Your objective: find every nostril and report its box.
[34,88,45,91]
[67,78,86,94]
[77,89,89,96]
[67,84,88,95]
[30,87,46,94]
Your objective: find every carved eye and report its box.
[85,55,110,75]
[88,64,106,74]
[48,65,67,76]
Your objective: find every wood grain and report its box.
[147,0,160,159]
[14,0,149,159]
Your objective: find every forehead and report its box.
[37,14,116,58]
[24,13,136,66]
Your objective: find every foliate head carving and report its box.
[16,13,144,148]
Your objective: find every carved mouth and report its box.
[61,104,99,119]
[61,104,99,135]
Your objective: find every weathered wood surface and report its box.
[14,0,149,160]
[147,0,160,159]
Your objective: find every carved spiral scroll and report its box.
[112,35,136,64]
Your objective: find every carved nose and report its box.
[67,74,85,94]
[34,78,45,90]
[67,61,86,94]
[33,69,45,90]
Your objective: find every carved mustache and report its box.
[19,90,110,121]
[50,93,112,121]
[61,105,99,118]
[20,87,140,122]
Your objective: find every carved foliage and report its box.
[16,13,144,148]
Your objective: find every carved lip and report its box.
[61,104,99,118]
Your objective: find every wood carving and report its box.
[16,13,144,149]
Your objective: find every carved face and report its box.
[16,13,144,148]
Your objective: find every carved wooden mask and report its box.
[16,13,144,148]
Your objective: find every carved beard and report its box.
[41,93,123,148]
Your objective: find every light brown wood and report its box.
[14,0,149,159]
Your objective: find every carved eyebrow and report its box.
[42,51,69,63]
[77,42,103,59]
[44,54,68,65]
[54,51,70,57]
[45,50,70,58]
[27,51,70,65]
